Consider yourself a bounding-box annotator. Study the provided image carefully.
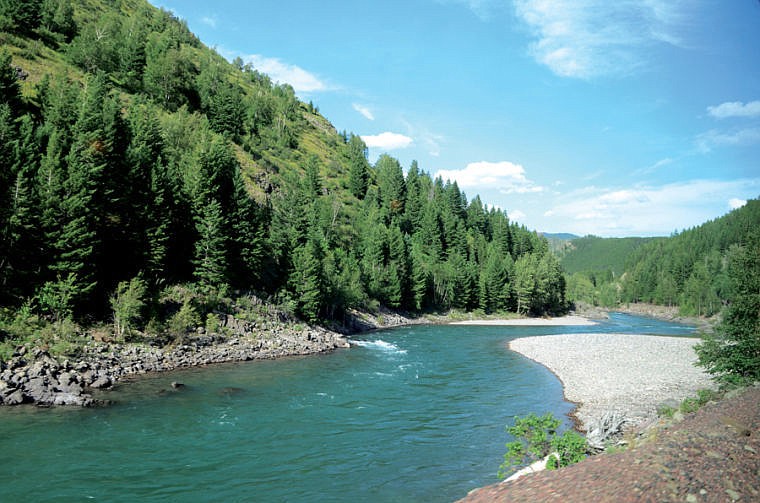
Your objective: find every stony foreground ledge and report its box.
[0,320,350,407]
[509,333,716,431]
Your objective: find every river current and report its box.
[0,313,696,502]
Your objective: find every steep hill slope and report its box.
[0,0,566,357]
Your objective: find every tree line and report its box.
[0,0,566,347]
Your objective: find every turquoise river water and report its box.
[0,313,696,502]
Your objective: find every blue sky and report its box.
[151,0,760,237]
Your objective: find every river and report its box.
[0,313,696,502]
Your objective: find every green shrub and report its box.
[546,430,588,469]
[111,277,147,340]
[696,388,720,405]
[679,397,700,414]
[657,405,676,419]
[168,301,200,338]
[498,412,587,479]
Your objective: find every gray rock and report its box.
[4,389,27,405]
[89,376,112,389]
[52,392,93,407]
[55,372,83,394]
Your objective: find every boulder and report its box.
[89,375,112,389]
[55,372,83,394]
[4,389,27,405]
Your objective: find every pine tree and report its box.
[347,134,369,199]
[375,154,406,221]
[192,198,228,291]
[229,169,266,287]
[696,233,760,384]
[290,237,325,323]
[409,240,429,311]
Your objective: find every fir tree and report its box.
[192,198,228,291]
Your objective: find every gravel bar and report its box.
[509,333,716,430]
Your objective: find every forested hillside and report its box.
[558,236,659,276]
[567,200,760,316]
[0,0,566,355]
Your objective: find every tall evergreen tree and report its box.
[192,198,228,291]
[347,134,369,199]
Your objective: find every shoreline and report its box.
[0,307,426,407]
[508,333,716,433]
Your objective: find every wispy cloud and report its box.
[200,15,217,28]
[440,0,501,20]
[707,101,760,119]
[361,132,414,150]
[509,209,527,221]
[545,179,760,236]
[435,160,543,194]
[243,54,328,93]
[352,103,375,120]
[635,157,673,176]
[400,118,445,157]
[513,0,692,78]
[696,128,760,153]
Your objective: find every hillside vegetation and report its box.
[0,0,566,358]
[558,235,659,276]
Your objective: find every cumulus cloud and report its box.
[244,54,327,93]
[513,0,693,78]
[361,132,414,150]
[352,103,375,121]
[509,209,527,221]
[729,198,747,210]
[707,101,760,119]
[435,160,543,193]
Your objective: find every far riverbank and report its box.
[450,315,596,326]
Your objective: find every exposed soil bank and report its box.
[459,385,760,502]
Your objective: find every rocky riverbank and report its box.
[0,316,350,407]
[0,303,434,408]
[509,333,716,433]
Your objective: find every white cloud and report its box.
[696,128,760,153]
[707,101,760,119]
[636,157,673,175]
[200,16,217,28]
[441,0,501,20]
[435,160,543,194]
[729,198,747,210]
[509,209,527,221]
[400,118,444,157]
[244,54,327,93]
[544,179,760,236]
[352,103,375,121]
[513,0,692,78]
[361,132,414,150]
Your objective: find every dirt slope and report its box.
[459,386,760,502]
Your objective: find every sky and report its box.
[150,0,760,237]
